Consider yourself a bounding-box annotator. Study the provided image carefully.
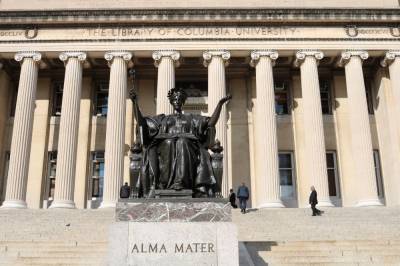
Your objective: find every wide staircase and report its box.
[0,209,114,266]
[235,207,400,265]
[0,207,399,265]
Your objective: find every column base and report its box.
[49,200,76,209]
[258,200,285,208]
[99,201,117,208]
[356,198,383,207]
[1,200,27,209]
[317,199,335,207]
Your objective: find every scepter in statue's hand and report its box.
[129,88,138,103]
[129,88,144,124]
[208,94,232,127]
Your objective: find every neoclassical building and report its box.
[0,0,399,209]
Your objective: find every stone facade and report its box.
[0,3,399,209]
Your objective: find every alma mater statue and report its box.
[130,88,231,198]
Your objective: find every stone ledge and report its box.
[116,199,231,222]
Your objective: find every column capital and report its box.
[104,51,133,67]
[250,50,278,67]
[14,51,41,62]
[380,51,400,67]
[152,50,180,67]
[337,50,369,67]
[203,50,230,67]
[59,51,87,63]
[294,50,324,67]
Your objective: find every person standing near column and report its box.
[309,186,323,216]
[237,182,250,214]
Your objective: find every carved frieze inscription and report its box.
[0,25,399,42]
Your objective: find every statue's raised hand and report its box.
[219,94,232,105]
[129,88,137,102]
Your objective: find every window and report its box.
[52,82,63,116]
[279,152,295,198]
[274,80,290,115]
[320,79,332,115]
[94,82,109,116]
[326,152,340,197]
[91,151,105,198]
[46,151,57,200]
[373,150,384,198]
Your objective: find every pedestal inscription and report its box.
[108,200,238,266]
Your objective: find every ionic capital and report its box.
[380,51,400,67]
[337,50,369,67]
[104,51,133,67]
[14,51,42,63]
[250,50,279,67]
[294,50,324,67]
[59,52,87,65]
[203,50,230,67]
[152,50,180,67]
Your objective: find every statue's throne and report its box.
[128,140,224,198]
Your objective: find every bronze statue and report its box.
[130,88,231,198]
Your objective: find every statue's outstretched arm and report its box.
[129,89,146,127]
[208,94,232,127]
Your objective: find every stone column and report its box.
[203,50,230,196]
[295,50,334,207]
[250,50,284,208]
[381,51,400,132]
[100,51,132,208]
[152,50,180,115]
[50,52,86,209]
[1,52,41,209]
[338,51,382,207]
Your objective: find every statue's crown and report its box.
[167,87,187,101]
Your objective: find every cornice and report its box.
[0,8,399,25]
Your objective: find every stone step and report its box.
[1,245,107,253]
[270,244,400,251]
[16,257,106,264]
[262,249,400,257]
[264,255,374,263]
[265,256,400,264]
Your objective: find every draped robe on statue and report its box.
[138,113,216,196]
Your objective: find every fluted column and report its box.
[295,50,334,207]
[1,52,41,209]
[250,50,284,208]
[100,51,132,208]
[338,51,382,207]
[203,50,230,196]
[381,51,400,133]
[153,50,180,115]
[50,52,86,209]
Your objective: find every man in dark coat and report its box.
[229,189,237,208]
[309,186,322,216]
[120,182,131,199]
[237,182,249,214]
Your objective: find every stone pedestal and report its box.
[108,199,238,266]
